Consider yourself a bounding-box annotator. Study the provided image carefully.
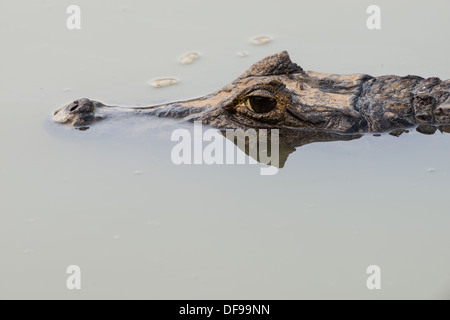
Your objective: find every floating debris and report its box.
[63,88,71,92]
[113,235,120,240]
[149,78,179,88]
[179,52,200,65]
[250,35,272,45]
[237,51,249,57]
[133,170,143,175]
[427,168,436,173]
[373,133,381,137]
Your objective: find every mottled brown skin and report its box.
[53,51,450,134]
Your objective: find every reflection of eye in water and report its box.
[220,124,450,168]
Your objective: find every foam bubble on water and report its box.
[237,51,249,57]
[179,52,200,65]
[250,35,273,45]
[149,78,179,88]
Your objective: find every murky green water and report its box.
[1,0,449,299]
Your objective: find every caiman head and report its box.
[193,51,369,133]
[53,51,370,133]
[53,51,450,167]
[55,50,450,133]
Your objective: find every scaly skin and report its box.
[53,51,450,134]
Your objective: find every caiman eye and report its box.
[247,96,277,113]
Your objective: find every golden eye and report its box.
[247,96,277,113]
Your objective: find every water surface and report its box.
[1,0,449,299]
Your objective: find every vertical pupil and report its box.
[249,96,277,113]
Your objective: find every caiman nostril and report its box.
[69,102,79,112]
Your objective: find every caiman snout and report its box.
[54,98,100,126]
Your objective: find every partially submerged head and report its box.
[53,51,369,133]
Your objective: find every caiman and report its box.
[53,51,450,166]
